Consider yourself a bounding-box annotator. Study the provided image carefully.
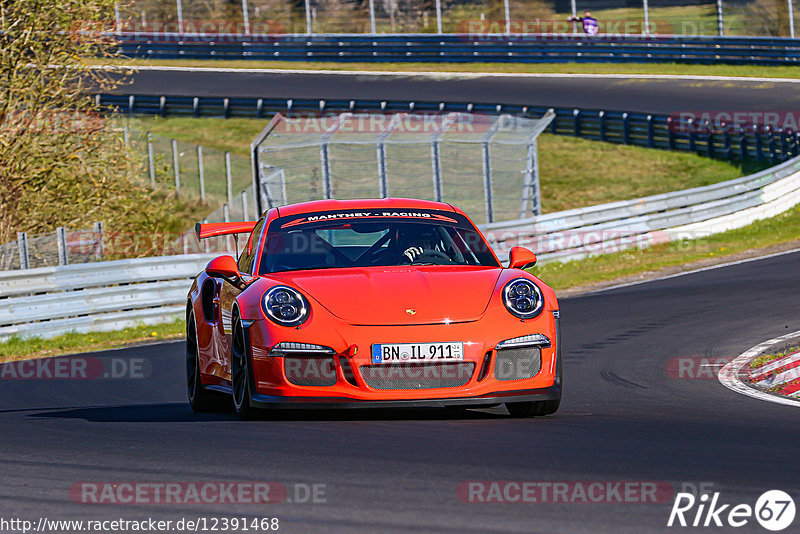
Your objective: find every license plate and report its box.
[371,342,464,364]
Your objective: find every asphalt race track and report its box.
[123,68,800,114]
[1,250,799,533]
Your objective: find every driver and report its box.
[394,224,441,263]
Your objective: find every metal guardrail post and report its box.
[369,0,376,33]
[377,143,389,198]
[707,130,715,158]
[781,130,789,159]
[241,0,250,34]
[520,140,541,218]
[197,145,206,203]
[223,204,232,251]
[667,116,676,150]
[622,112,631,145]
[769,129,777,164]
[57,227,68,266]
[304,0,312,35]
[176,0,183,31]
[599,111,606,142]
[171,139,180,192]
[431,139,443,202]
[225,151,233,206]
[740,129,748,160]
[147,132,156,186]
[481,141,494,224]
[573,109,581,137]
[724,131,732,159]
[123,126,129,147]
[320,143,332,199]
[716,0,725,37]
[94,222,104,260]
[755,131,764,162]
[435,0,442,34]
[17,233,29,270]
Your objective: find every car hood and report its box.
[274,266,503,325]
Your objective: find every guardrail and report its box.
[98,94,800,164]
[115,33,800,65]
[484,154,800,263]
[0,254,214,341]
[4,153,799,341]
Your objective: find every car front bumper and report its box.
[248,384,561,410]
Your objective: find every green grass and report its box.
[0,320,185,363]
[96,57,800,80]
[531,205,800,291]
[749,346,800,369]
[128,116,755,215]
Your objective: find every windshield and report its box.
[259,209,499,274]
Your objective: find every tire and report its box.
[506,398,560,417]
[231,314,255,420]
[506,350,562,417]
[186,311,218,412]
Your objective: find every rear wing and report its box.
[195,221,257,241]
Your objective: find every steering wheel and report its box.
[405,249,453,265]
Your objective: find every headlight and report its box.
[262,286,310,327]
[502,278,544,319]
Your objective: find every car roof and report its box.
[274,198,459,218]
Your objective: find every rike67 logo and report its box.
[668,490,796,531]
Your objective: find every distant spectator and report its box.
[567,11,599,36]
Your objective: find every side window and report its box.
[237,218,265,274]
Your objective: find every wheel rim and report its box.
[231,319,248,410]
[186,313,199,401]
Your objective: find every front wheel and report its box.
[506,398,560,417]
[231,315,254,420]
[507,351,561,417]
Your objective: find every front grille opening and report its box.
[494,347,541,381]
[360,362,475,390]
[477,352,492,381]
[284,355,337,386]
[339,356,358,387]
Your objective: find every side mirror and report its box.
[206,255,240,283]
[508,246,537,270]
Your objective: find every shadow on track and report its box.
[27,403,516,423]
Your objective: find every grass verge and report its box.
[750,346,800,370]
[98,57,800,80]
[0,320,185,364]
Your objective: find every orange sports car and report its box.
[186,198,561,419]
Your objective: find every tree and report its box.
[0,0,187,254]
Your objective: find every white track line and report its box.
[719,330,800,408]
[102,65,800,84]
[587,246,800,295]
